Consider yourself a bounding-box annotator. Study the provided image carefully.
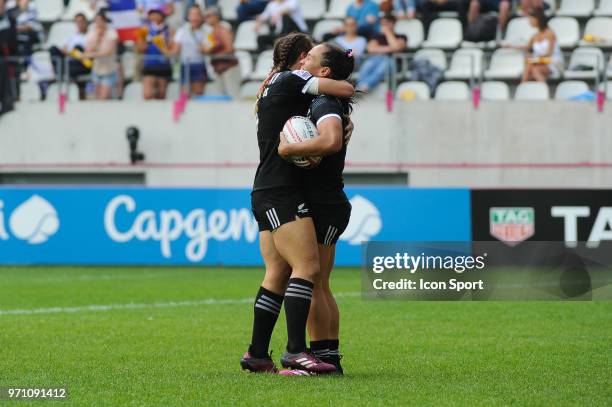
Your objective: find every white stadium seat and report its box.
[250,50,274,80]
[484,49,525,80]
[556,0,594,17]
[325,0,353,19]
[434,81,470,100]
[219,0,240,20]
[37,0,65,22]
[396,81,431,100]
[240,81,262,100]
[234,50,253,81]
[608,55,612,78]
[445,48,483,80]
[234,21,269,51]
[312,19,344,43]
[413,48,447,70]
[45,21,76,49]
[62,0,96,20]
[166,83,180,100]
[579,18,612,47]
[515,82,550,100]
[549,17,580,48]
[564,47,605,79]
[503,17,538,48]
[121,51,137,81]
[122,82,143,101]
[18,81,42,102]
[29,51,56,82]
[422,18,462,49]
[554,80,590,100]
[301,0,326,19]
[46,83,80,102]
[594,0,612,16]
[606,81,612,100]
[480,81,510,101]
[395,19,424,50]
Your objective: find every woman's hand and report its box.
[278,131,291,158]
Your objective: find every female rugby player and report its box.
[278,43,356,375]
[241,33,354,375]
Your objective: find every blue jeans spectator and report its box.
[237,0,268,22]
[356,55,390,91]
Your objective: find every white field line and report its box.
[0,292,361,316]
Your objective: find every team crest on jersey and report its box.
[292,70,312,80]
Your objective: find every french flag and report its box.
[107,0,141,42]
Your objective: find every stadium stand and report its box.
[395,19,424,50]
[44,21,75,49]
[312,18,343,42]
[421,18,462,49]
[301,0,327,20]
[554,80,589,99]
[250,49,273,80]
[480,81,511,101]
[515,81,550,100]
[549,17,580,48]
[122,82,143,101]
[445,48,484,80]
[434,81,470,100]
[484,48,525,80]
[556,0,595,18]
[564,47,605,79]
[579,17,612,47]
[503,17,538,47]
[37,0,64,23]
[595,0,612,16]
[239,80,261,100]
[413,48,447,70]
[62,0,96,21]
[325,0,353,19]
[235,21,269,51]
[396,81,431,100]
[46,82,80,101]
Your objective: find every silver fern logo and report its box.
[8,195,60,244]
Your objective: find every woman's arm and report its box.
[278,118,344,157]
[317,78,355,98]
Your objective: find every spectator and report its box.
[84,11,119,99]
[518,8,562,82]
[0,0,18,112]
[333,17,367,63]
[255,0,307,51]
[520,0,545,14]
[136,0,174,17]
[394,0,416,19]
[13,0,41,61]
[237,0,269,23]
[419,0,469,32]
[356,14,406,92]
[347,0,380,39]
[468,0,510,32]
[137,8,173,99]
[172,4,208,96]
[203,7,240,98]
[49,13,91,80]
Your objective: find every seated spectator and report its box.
[255,0,307,51]
[172,4,208,96]
[49,13,91,80]
[136,8,173,99]
[84,11,119,99]
[468,0,510,32]
[136,0,174,18]
[514,8,563,82]
[420,0,469,32]
[12,0,41,62]
[203,7,240,98]
[356,14,406,92]
[237,0,269,23]
[394,0,416,19]
[347,0,380,39]
[333,17,367,63]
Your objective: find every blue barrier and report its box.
[0,187,471,266]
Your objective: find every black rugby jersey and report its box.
[252,70,317,192]
[304,95,350,204]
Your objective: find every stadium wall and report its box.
[1,101,611,187]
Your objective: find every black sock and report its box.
[284,278,314,354]
[328,339,340,359]
[310,339,330,359]
[248,286,284,358]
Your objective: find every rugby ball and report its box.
[282,116,322,169]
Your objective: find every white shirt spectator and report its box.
[64,32,87,52]
[334,35,367,58]
[173,23,208,64]
[260,0,307,34]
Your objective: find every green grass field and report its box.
[1,266,610,406]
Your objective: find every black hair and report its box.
[74,12,87,21]
[320,42,356,114]
[381,13,396,24]
[530,7,548,31]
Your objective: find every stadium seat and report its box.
[549,17,580,48]
[608,55,612,78]
[122,82,142,101]
[235,50,253,81]
[503,17,538,47]
[422,18,462,49]
[37,0,65,22]
[413,48,447,70]
[606,82,612,100]
[121,51,137,81]
[434,81,470,100]
[240,80,262,100]
[62,0,96,20]
[484,49,525,80]
[396,81,431,100]
[594,0,612,16]
[514,82,550,100]
[301,0,326,20]
[44,21,76,49]
[556,0,594,17]
[234,21,269,51]
[325,0,353,19]
[29,51,57,82]
[250,50,273,80]
[395,19,424,50]
[219,0,240,20]
[445,48,483,80]
[166,83,180,100]
[312,19,344,43]
[579,17,612,47]
[18,81,42,102]
[554,80,590,100]
[564,47,605,79]
[46,83,80,101]
[480,81,510,101]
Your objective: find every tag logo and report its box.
[490,207,534,246]
[8,195,60,244]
